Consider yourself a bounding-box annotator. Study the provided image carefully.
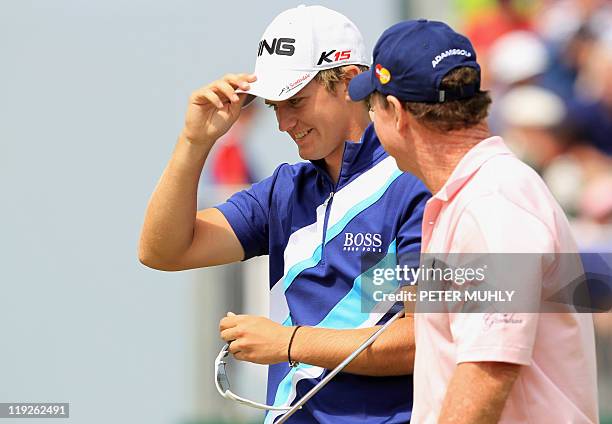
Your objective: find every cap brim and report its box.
[236,67,317,106]
[348,70,375,101]
[239,93,257,108]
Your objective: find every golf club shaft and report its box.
[276,309,405,423]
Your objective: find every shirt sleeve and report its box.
[447,193,555,365]
[214,165,285,260]
[396,177,431,283]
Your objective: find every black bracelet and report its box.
[288,325,303,368]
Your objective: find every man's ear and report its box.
[342,65,363,100]
[342,65,361,81]
[387,95,406,131]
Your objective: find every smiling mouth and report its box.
[293,129,313,141]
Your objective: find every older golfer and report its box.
[349,19,598,424]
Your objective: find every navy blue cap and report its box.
[349,19,481,103]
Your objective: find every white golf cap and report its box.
[241,5,369,103]
[499,85,565,127]
[488,31,549,86]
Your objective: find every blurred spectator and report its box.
[460,0,534,88]
[498,84,612,217]
[209,103,259,186]
[197,103,260,211]
[536,1,612,156]
[542,142,611,218]
[498,86,578,208]
[487,30,550,132]
[541,23,600,100]
[567,36,612,156]
[580,174,612,224]
[498,85,566,129]
[536,0,612,45]
[462,0,533,53]
[488,30,549,87]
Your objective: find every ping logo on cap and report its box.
[375,64,391,84]
[257,38,296,57]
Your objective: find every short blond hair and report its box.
[314,65,369,93]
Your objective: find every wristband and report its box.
[288,325,303,368]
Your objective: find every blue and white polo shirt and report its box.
[216,123,430,423]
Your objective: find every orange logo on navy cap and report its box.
[375,64,391,84]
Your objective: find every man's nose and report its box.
[276,106,297,132]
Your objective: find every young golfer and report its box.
[140,6,430,423]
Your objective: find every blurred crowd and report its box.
[459,0,612,248]
[458,0,612,416]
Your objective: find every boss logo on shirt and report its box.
[343,232,383,252]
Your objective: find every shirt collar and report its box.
[433,136,513,202]
[311,123,386,185]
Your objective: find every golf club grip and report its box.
[276,309,405,423]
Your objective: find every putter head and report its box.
[215,344,231,394]
[213,342,298,412]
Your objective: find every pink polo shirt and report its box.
[412,136,598,423]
